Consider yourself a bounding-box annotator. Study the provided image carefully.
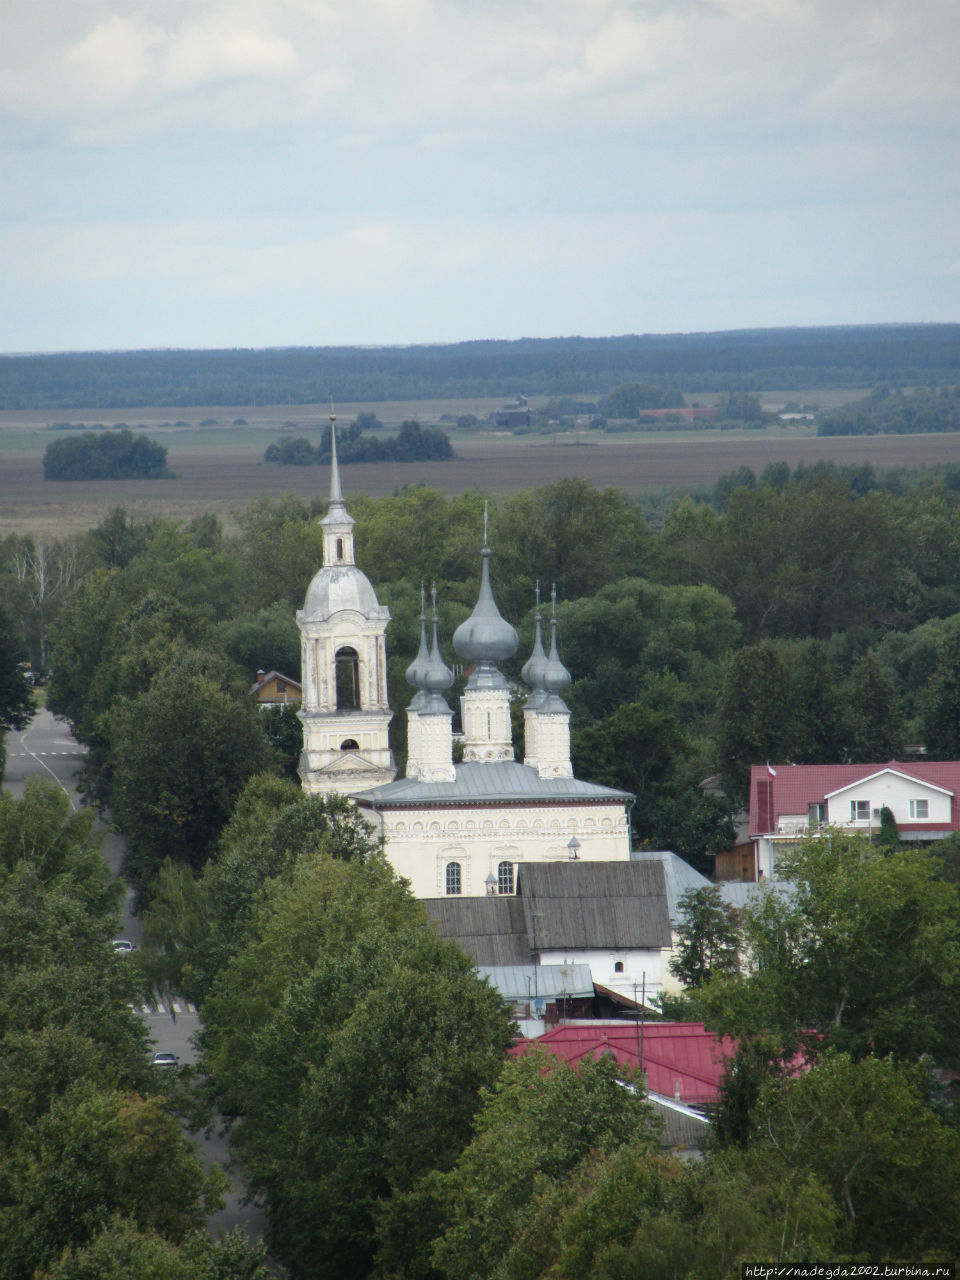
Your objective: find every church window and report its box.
[336,537,344,560]
[497,861,514,895]
[614,961,624,974]
[335,646,360,709]
[340,739,359,750]
[445,862,462,895]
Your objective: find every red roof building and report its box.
[748,760,960,878]
[513,1021,736,1106]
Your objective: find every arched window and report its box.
[336,537,344,560]
[497,861,514,895]
[340,738,359,750]
[614,961,624,974]
[335,646,360,710]
[445,862,462,895]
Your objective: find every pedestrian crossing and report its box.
[130,995,199,1017]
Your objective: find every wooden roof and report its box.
[423,860,671,964]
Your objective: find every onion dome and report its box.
[406,585,432,709]
[424,584,454,695]
[452,507,518,684]
[521,582,549,705]
[541,586,572,706]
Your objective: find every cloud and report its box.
[162,15,299,89]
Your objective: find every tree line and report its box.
[818,383,960,435]
[265,420,453,466]
[4,324,960,409]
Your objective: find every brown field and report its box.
[5,400,960,539]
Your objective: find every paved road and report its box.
[3,708,272,1259]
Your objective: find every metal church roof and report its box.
[355,760,632,809]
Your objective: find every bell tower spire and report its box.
[297,410,395,795]
[320,412,356,568]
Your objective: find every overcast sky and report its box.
[2,0,958,353]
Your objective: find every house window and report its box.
[276,680,286,694]
[850,800,870,821]
[497,861,514,895]
[445,862,462,895]
[614,961,624,974]
[909,799,929,819]
[808,802,827,826]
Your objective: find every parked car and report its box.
[113,939,136,954]
[152,1052,179,1068]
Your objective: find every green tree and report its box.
[0,607,34,779]
[199,854,512,1280]
[0,1086,224,1280]
[670,886,740,988]
[716,641,797,806]
[844,650,906,761]
[430,1050,657,1280]
[750,1053,960,1259]
[922,630,960,757]
[697,833,960,1065]
[109,667,272,901]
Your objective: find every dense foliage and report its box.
[264,420,453,466]
[0,782,272,1280]
[4,325,960,409]
[42,429,170,480]
[819,384,960,435]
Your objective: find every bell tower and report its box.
[297,416,396,794]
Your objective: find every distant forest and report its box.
[3,325,960,409]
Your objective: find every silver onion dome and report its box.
[452,510,518,683]
[521,582,549,706]
[406,585,432,709]
[541,586,572,706]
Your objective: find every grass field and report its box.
[4,392,960,540]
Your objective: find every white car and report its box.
[152,1052,180,1068]
[113,939,136,954]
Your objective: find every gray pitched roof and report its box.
[354,760,632,808]
[517,861,672,950]
[423,860,672,963]
[423,896,528,965]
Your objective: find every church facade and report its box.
[298,425,633,896]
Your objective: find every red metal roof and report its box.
[748,761,960,836]
[513,1021,736,1105]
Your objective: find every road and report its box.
[3,708,271,1258]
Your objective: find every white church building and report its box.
[297,422,634,898]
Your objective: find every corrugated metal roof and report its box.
[517,1021,737,1106]
[476,964,594,1000]
[354,760,633,808]
[749,760,960,836]
[630,850,711,923]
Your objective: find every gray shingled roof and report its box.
[423,896,528,965]
[517,861,672,950]
[354,760,632,808]
[423,860,671,963]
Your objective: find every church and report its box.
[297,421,634,898]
